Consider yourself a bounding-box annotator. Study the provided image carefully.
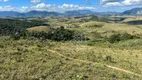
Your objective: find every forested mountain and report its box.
[0,11,62,17]
[0,11,19,17]
[16,10,62,17]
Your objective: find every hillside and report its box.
[0,37,142,80]
[27,26,51,32]
[122,7,142,15]
[0,16,142,79]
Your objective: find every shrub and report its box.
[108,34,121,43]
[107,33,140,43]
[73,34,90,41]
[29,26,74,41]
[11,26,89,41]
[29,31,48,40]
[106,56,112,62]
[11,30,28,40]
[0,19,44,35]
[47,26,74,41]
[91,31,103,38]
[121,33,137,40]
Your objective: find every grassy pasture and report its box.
[0,16,142,80]
[0,37,142,80]
[26,26,51,32]
[80,21,105,28]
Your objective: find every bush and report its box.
[28,26,74,41]
[11,30,28,40]
[11,26,89,41]
[47,26,74,41]
[91,31,103,39]
[29,31,48,40]
[73,34,90,41]
[0,19,44,35]
[108,34,121,43]
[107,33,140,43]
[121,33,137,40]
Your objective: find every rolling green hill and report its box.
[0,16,142,80]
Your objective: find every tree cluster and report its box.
[0,18,44,35]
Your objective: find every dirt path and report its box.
[48,50,142,77]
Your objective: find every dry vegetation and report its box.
[0,16,142,80]
[27,26,51,32]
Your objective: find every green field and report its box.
[0,16,142,80]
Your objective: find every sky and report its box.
[0,0,142,12]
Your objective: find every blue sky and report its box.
[0,0,142,12]
[0,0,100,7]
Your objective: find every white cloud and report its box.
[4,0,9,2]
[31,0,40,3]
[0,6,15,11]
[30,3,95,12]
[0,6,28,12]
[102,0,142,7]
[0,0,9,2]
[101,0,120,4]
[104,2,122,7]
[21,6,29,12]
[122,0,142,6]
[0,3,96,12]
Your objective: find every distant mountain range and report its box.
[0,10,61,17]
[1,7,142,18]
[0,11,20,17]
[122,7,142,15]
[0,10,120,18]
[17,10,61,17]
[64,10,118,16]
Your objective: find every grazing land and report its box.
[0,16,142,80]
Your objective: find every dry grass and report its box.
[123,17,142,23]
[101,23,142,34]
[0,16,142,80]
[26,26,51,32]
[0,38,142,80]
[80,21,106,28]
[51,41,142,74]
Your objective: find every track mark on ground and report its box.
[48,49,142,77]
